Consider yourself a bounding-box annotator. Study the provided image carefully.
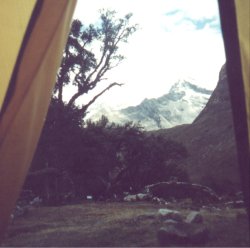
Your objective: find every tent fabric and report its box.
[235,0,250,143]
[0,0,76,239]
[0,0,36,110]
[0,0,249,242]
[218,0,250,217]
[234,0,250,216]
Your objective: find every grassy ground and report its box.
[2,202,249,247]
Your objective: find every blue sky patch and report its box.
[164,9,181,16]
[185,17,220,30]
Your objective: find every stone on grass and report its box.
[152,197,166,205]
[123,194,137,202]
[86,195,93,200]
[136,193,149,201]
[158,222,209,246]
[145,181,220,204]
[225,200,245,208]
[164,219,178,224]
[123,193,150,202]
[158,208,183,222]
[158,224,187,246]
[29,196,42,206]
[185,211,203,224]
[135,213,156,221]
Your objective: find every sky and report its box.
[72,0,226,109]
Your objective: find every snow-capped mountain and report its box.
[158,64,241,192]
[86,80,213,130]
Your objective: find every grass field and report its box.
[2,202,249,247]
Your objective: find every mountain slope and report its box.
[156,65,240,193]
[87,80,212,130]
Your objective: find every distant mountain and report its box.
[87,80,213,130]
[155,65,241,193]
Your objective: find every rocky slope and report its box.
[156,65,241,193]
[86,80,212,130]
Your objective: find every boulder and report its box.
[158,222,209,246]
[123,193,150,202]
[225,200,245,208]
[201,205,221,212]
[145,181,220,204]
[151,197,166,205]
[13,205,29,218]
[164,219,178,224]
[158,224,187,246]
[136,193,149,201]
[123,194,137,202]
[235,191,244,201]
[185,211,203,224]
[158,209,183,222]
[29,196,42,206]
[135,213,156,221]
[86,195,93,200]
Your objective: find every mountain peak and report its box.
[159,64,240,193]
[87,78,213,130]
[169,79,213,95]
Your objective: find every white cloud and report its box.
[71,0,225,108]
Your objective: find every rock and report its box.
[185,211,203,224]
[123,193,151,202]
[18,190,35,205]
[158,222,209,246]
[145,181,220,204]
[158,225,187,246]
[29,196,42,206]
[9,214,15,223]
[13,205,29,218]
[233,200,245,208]
[152,197,165,205]
[158,208,179,215]
[235,191,244,201]
[86,195,93,200]
[136,193,149,201]
[201,205,220,212]
[135,213,156,221]
[164,219,178,224]
[158,209,183,222]
[190,225,209,245]
[224,200,245,208]
[124,194,137,202]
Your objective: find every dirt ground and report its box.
[2,202,250,247]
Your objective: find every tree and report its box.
[29,11,188,203]
[54,10,137,116]
[30,11,137,203]
[30,112,189,202]
[111,133,188,193]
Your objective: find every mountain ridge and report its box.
[87,79,213,130]
[154,64,240,193]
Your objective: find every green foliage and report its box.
[32,99,83,171]
[31,102,188,202]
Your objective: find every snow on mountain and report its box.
[86,79,213,130]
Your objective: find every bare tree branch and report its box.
[79,82,123,114]
[54,10,137,116]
